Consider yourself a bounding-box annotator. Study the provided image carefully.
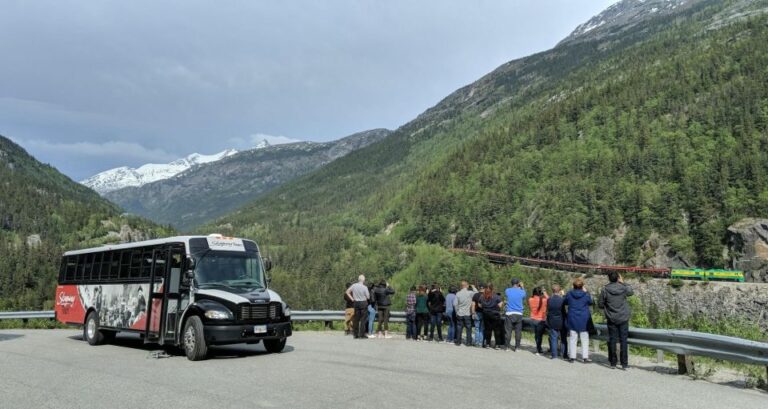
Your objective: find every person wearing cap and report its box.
[472,283,485,347]
[504,278,526,351]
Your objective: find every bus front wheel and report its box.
[264,338,286,353]
[182,316,208,361]
[84,311,104,346]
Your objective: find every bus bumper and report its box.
[203,321,292,345]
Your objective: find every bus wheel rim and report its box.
[184,327,195,351]
[86,317,96,339]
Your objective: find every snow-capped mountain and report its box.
[560,0,696,44]
[254,139,271,149]
[81,149,238,194]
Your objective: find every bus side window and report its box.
[100,252,112,281]
[75,254,86,282]
[142,248,154,278]
[58,258,67,284]
[91,253,102,282]
[108,251,120,280]
[119,250,131,280]
[65,256,77,282]
[130,249,142,279]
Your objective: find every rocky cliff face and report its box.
[727,218,768,283]
[584,276,768,331]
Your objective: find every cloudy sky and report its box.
[0,0,616,180]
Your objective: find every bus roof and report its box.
[63,235,254,256]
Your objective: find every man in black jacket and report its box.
[373,280,396,338]
[598,271,634,370]
[546,284,566,360]
[427,283,445,342]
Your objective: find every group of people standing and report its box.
[344,275,396,339]
[345,271,635,370]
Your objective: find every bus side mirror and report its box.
[185,256,196,271]
[264,257,273,272]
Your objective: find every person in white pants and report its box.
[569,330,589,361]
[563,277,594,363]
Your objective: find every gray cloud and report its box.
[0,0,616,180]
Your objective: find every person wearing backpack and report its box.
[598,271,634,369]
[427,283,446,342]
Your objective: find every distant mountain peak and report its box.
[560,0,696,45]
[81,148,238,194]
[254,139,271,149]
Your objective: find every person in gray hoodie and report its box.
[598,271,634,369]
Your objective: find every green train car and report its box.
[670,269,745,282]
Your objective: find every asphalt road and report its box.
[0,330,764,409]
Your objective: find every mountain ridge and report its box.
[104,128,391,231]
[81,148,240,194]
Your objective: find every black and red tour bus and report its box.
[55,234,292,360]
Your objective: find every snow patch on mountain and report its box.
[81,148,238,194]
[562,0,693,44]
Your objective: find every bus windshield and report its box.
[194,251,265,290]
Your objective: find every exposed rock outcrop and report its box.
[727,218,768,283]
[641,233,692,269]
[583,276,768,332]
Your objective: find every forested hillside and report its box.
[208,0,768,309]
[0,136,173,310]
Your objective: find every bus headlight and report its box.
[282,304,291,317]
[205,309,233,320]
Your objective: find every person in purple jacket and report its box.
[564,277,593,363]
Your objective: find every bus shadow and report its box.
[67,333,294,359]
[208,344,295,359]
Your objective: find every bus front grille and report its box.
[237,302,282,321]
[238,304,269,321]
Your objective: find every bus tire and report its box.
[84,311,104,346]
[264,338,286,353]
[182,316,208,361]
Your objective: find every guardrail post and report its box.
[677,354,694,375]
[656,349,664,364]
[592,339,600,354]
[324,321,333,330]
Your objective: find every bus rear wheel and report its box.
[84,311,105,346]
[264,338,286,353]
[182,316,208,361]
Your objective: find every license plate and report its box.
[254,325,267,334]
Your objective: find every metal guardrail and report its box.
[0,310,55,320]
[2,309,767,370]
[291,310,768,368]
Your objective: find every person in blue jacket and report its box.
[564,277,593,363]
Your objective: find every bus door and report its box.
[145,247,169,343]
[161,246,185,343]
